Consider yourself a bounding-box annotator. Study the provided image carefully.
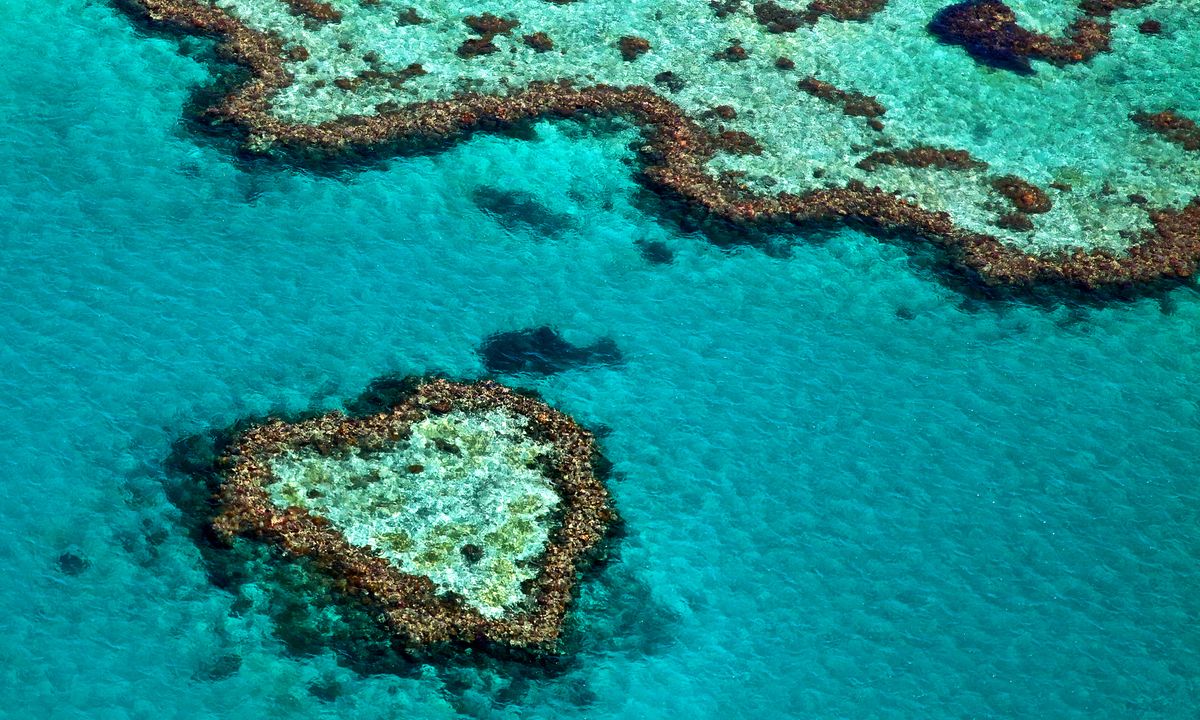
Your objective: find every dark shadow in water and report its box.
[478,326,623,376]
[55,550,90,576]
[149,374,675,709]
[192,652,243,682]
[306,674,345,702]
[472,187,577,237]
[340,373,426,417]
[635,239,676,265]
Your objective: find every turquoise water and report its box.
[2,1,1200,718]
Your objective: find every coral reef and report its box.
[208,378,616,652]
[119,0,1200,291]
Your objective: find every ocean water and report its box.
[2,1,1199,719]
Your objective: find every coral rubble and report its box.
[209,378,615,652]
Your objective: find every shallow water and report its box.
[2,1,1199,718]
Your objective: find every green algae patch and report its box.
[210,379,615,653]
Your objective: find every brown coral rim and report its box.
[210,378,616,653]
[123,0,1200,290]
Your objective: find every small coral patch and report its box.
[210,378,615,653]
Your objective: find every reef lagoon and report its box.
[3,0,1200,718]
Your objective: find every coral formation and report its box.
[754,2,807,33]
[281,0,341,23]
[1132,109,1200,152]
[751,0,887,32]
[713,40,750,62]
[523,31,555,52]
[992,175,1053,214]
[119,0,1200,291]
[928,0,1155,73]
[464,13,520,36]
[618,36,652,61]
[855,147,987,172]
[796,77,886,119]
[208,378,616,652]
[654,70,688,93]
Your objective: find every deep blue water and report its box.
[2,2,1199,718]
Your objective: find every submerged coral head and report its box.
[929,0,1041,74]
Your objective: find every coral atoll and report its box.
[208,378,615,653]
[120,0,1200,290]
